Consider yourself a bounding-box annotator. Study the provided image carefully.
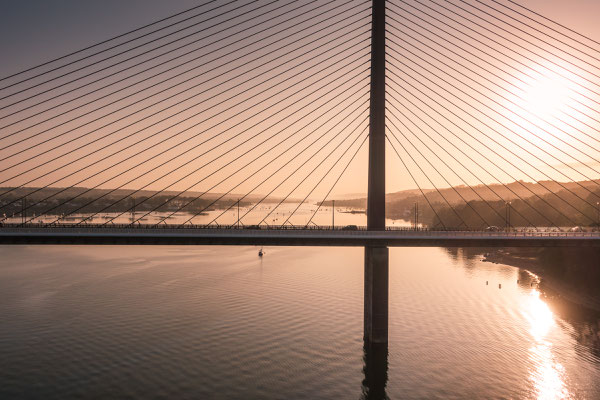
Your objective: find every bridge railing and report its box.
[1,223,599,238]
[2,222,599,231]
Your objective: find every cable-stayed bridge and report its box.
[2,0,600,342]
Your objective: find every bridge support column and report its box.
[364,246,388,343]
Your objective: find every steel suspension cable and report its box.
[386,46,600,209]
[11,58,370,223]
[0,0,365,150]
[385,134,446,229]
[146,86,366,225]
[385,123,469,229]
[385,75,561,228]
[0,47,370,225]
[501,0,600,51]
[0,43,369,214]
[385,68,583,226]
[386,115,491,227]
[172,93,370,226]
[386,3,600,126]
[385,18,600,146]
[304,134,369,228]
[290,133,369,228]
[0,32,370,196]
[403,0,600,97]
[42,76,368,228]
[216,113,369,226]
[206,126,369,228]
[0,0,367,132]
[0,0,277,97]
[0,30,370,195]
[385,90,540,228]
[257,120,367,226]
[0,0,222,82]
[389,1,600,107]
[458,0,600,69]
[385,34,600,193]
[385,108,506,226]
[0,3,368,140]
[2,61,371,223]
[387,59,599,225]
[108,96,366,225]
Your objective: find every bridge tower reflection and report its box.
[362,341,389,400]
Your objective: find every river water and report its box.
[1,243,599,399]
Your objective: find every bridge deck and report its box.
[1,225,599,247]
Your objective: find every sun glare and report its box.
[501,62,592,160]
[520,73,572,122]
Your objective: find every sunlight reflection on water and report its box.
[525,290,570,400]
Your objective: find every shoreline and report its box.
[482,250,600,313]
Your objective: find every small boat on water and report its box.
[258,248,264,257]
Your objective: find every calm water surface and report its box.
[1,245,599,399]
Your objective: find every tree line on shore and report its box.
[0,191,250,218]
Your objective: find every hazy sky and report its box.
[0,0,202,76]
[1,0,600,200]
[2,1,600,75]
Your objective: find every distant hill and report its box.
[327,179,600,228]
[0,186,301,217]
[329,180,600,208]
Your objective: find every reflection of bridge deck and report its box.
[1,225,599,247]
